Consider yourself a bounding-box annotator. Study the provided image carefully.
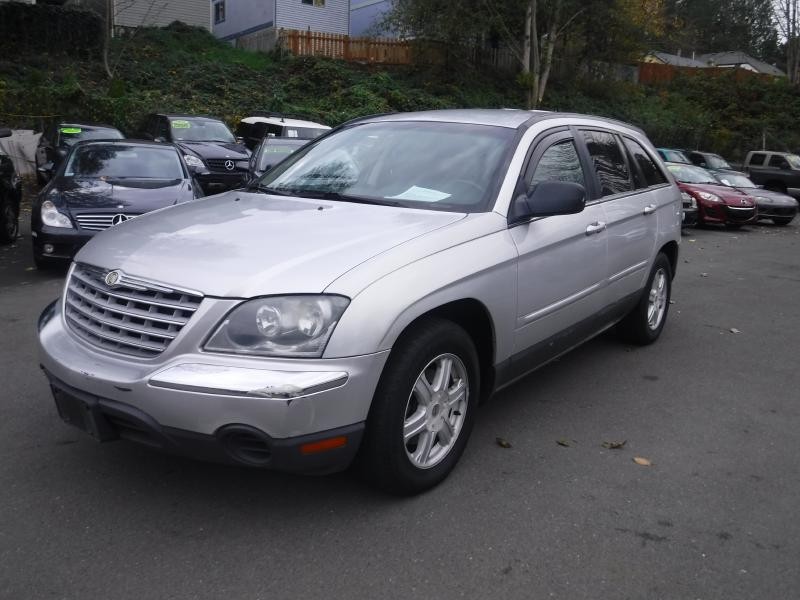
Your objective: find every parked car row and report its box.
[657,146,798,228]
[24,112,318,261]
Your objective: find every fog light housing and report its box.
[43,244,55,254]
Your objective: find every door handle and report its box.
[643,203,657,215]
[585,221,607,236]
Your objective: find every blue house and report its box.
[212,0,350,44]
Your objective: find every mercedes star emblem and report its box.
[104,270,121,287]
[224,160,235,171]
[111,214,129,226]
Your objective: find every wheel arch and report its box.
[659,240,679,279]
[389,298,497,402]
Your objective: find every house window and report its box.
[301,0,326,6]
[214,1,226,24]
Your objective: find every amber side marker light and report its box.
[300,436,347,455]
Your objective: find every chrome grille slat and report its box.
[74,213,139,232]
[65,297,177,341]
[65,264,203,358]
[70,269,199,312]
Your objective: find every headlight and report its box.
[41,200,73,229]
[205,295,350,358]
[183,155,205,168]
[696,191,722,203]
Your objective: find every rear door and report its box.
[580,130,662,301]
[511,130,609,359]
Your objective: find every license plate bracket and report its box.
[52,387,118,442]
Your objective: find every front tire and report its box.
[773,217,793,226]
[617,253,672,345]
[359,316,480,495]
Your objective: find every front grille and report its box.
[75,213,139,232]
[206,159,244,172]
[64,264,203,358]
[726,207,756,222]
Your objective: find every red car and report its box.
[666,163,757,228]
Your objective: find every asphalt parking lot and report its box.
[1,208,799,600]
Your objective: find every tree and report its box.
[775,0,800,82]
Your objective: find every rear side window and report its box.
[749,153,766,166]
[624,138,667,188]
[768,154,787,168]
[582,130,632,196]
[527,139,585,187]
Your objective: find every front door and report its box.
[511,131,609,364]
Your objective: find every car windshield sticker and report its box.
[60,127,82,134]
[171,120,191,129]
[389,186,452,202]
[287,130,299,138]
[264,147,294,154]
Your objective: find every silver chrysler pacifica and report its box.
[38,110,681,494]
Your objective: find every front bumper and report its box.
[681,206,698,226]
[198,171,248,193]
[756,200,798,220]
[38,299,389,472]
[32,226,93,261]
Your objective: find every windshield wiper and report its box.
[289,189,404,207]
[247,183,293,196]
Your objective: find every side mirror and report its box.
[510,181,586,223]
[56,147,69,159]
[236,136,245,145]
[0,128,11,138]
[37,166,52,182]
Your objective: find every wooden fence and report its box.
[279,29,412,65]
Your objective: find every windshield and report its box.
[667,164,719,184]
[662,149,689,163]
[786,154,800,169]
[257,142,303,171]
[705,154,731,169]
[715,173,756,188]
[59,126,123,147]
[258,121,515,211]
[170,118,235,143]
[64,144,185,179]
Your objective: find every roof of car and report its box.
[59,123,121,131]
[356,109,645,134]
[156,114,224,122]
[241,115,331,129]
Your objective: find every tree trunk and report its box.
[102,0,113,79]
[537,0,562,106]
[529,0,539,109]
[522,0,534,108]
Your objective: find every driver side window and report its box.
[527,139,585,189]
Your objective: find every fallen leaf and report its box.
[495,437,512,449]
[700,273,709,277]
[669,300,675,305]
[633,456,652,466]
[556,438,572,447]
[730,328,741,334]
[602,440,627,450]
[25,267,35,271]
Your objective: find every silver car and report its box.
[38,110,681,494]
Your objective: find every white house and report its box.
[212,0,349,45]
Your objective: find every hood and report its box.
[75,191,466,297]
[177,141,249,160]
[54,178,190,213]
[743,188,799,207]
[681,183,755,206]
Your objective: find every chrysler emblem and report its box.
[104,270,121,287]
[111,214,129,226]
[224,160,235,171]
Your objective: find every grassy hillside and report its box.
[0,24,521,135]
[2,23,799,161]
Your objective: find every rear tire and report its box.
[0,196,19,244]
[617,253,672,346]
[358,316,480,495]
[773,217,793,226]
